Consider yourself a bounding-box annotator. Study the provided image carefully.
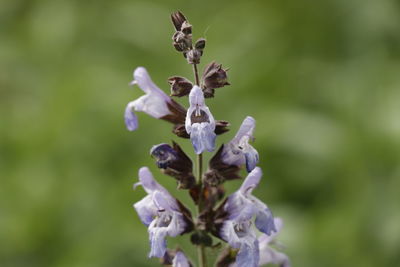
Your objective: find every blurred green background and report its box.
[1,0,400,266]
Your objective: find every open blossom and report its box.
[185,86,216,154]
[125,67,186,131]
[229,218,290,267]
[220,167,276,267]
[133,167,191,258]
[221,116,259,172]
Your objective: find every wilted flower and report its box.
[134,167,193,258]
[125,67,186,132]
[219,167,276,267]
[150,142,195,189]
[185,86,216,154]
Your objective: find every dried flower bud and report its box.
[171,11,192,53]
[181,21,192,35]
[171,11,187,31]
[186,49,201,64]
[201,62,230,97]
[168,76,193,97]
[195,38,206,55]
[172,31,192,52]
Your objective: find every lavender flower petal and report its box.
[235,239,260,267]
[124,102,139,131]
[185,86,216,154]
[221,116,259,172]
[172,251,191,267]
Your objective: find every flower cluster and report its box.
[126,11,290,267]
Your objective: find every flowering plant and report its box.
[125,11,290,267]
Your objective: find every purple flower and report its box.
[258,218,290,267]
[133,167,189,258]
[185,86,216,154]
[172,251,191,267]
[229,218,290,267]
[125,67,186,131]
[220,167,276,267]
[220,116,259,172]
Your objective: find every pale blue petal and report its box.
[235,240,259,267]
[133,195,155,226]
[172,251,191,267]
[190,123,216,154]
[255,208,276,236]
[239,167,262,195]
[244,146,259,172]
[124,102,138,131]
[148,226,168,258]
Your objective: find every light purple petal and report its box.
[124,102,138,131]
[148,221,168,258]
[134,67,167,98]
[172,251,191,267]
[245,146,259,172]
[239,167,262,195]
[255,207,276,236]
[138,167,166,194]
[188,85,205,106]
[233,116,255,143]
[190,123,216,154]
[133,195,155,226]
[259,247,291,267]
[235,239,260,267]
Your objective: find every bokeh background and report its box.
[1,0,400,266]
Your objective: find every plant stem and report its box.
[193,64,200,86]
[196,153,207,267]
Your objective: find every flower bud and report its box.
[168,76,193,97]
[201,62,230,97]
[195,38,206,55]
[171,11,187,31]
[186,49,202,64]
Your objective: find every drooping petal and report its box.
[133,195,156,226]
[172,251,191,267]
[190,122,216,154]
[148,221,168,258]
[235,239,260,267]
[244,146,259,172]
[259,247,291,267]
[124,102,138,131]
[255,207,276,236]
